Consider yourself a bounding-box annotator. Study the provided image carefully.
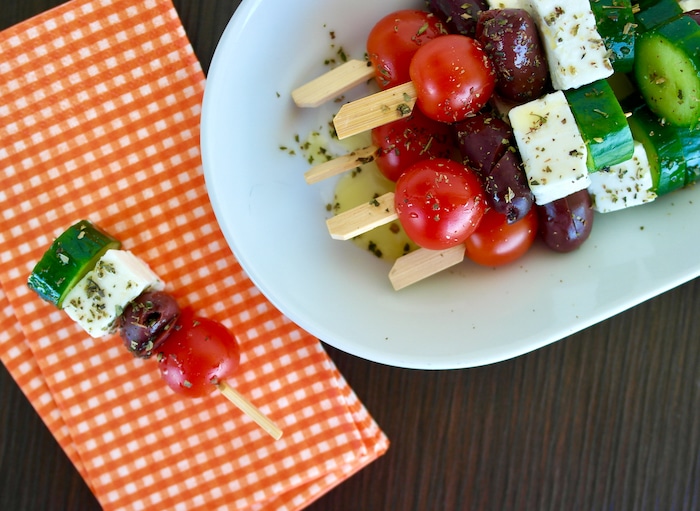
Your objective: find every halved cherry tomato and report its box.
[371,108,455,182]
[409,34,496,123]
[156,308,240,398]
[464,206,538,266]
[394,158,486,250]
[367,9,447,90]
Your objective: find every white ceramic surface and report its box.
[200,0,700,369]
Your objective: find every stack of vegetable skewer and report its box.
[292,0,700,290]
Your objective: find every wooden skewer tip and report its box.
[326,192,397,240]
[389,245,466,291]
[217,381,283,440]
[292,59,376,108]
[304,145,378,184]
[333,82,418,140]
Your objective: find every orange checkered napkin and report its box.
[0,0,389,510]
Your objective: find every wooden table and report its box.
[1,2,699,509]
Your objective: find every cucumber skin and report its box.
[634,0,683,33]
[634,16,700,128]
[627,106,687,195]
[678,126,700,184]
[27,220,121,307]
[564,80,634,171]
[590,0,636,73]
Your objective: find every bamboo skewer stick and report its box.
[389,245,465,291]
[326,192,397,240]
[217,381,283,440]
[304,145,378,184]
[292,59,376,107]
[333,82,417,140]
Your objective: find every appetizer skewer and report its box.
[333,33,495,139]
[294,9,448,108]
[329,158,488,290]
[27,220,283,440]
[328,190,472,291]
[306,105,456,185]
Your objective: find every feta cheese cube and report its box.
[527,0,613,90]
[509,90,590,205]
[486,0,531,10]
[588,141,657,213]
[62,249,164,337]
[679,0,700,11]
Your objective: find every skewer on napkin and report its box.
[0,1,389,509]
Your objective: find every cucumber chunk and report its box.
[590,0,636,73]
[634,0,683,33]
[27,220,121,307]
[627,106,687,195]
[634,15,700,127]
[564,79,634,171]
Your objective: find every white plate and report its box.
[201,0,700,369]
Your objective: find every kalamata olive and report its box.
[476,9,548,102]
[427,0,488,37]
[119,290,180,358]
[454,112,512,174]
[687,9,700,25]
[486,149,534,223]
[454,112,533,222]
[537,189,594,253]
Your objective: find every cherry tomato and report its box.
[371,109,455,182]
[156,308,241,398]
[409,34,496,123]
[464,206,538,267]
[394,158,486,250]
[367,9,446,90]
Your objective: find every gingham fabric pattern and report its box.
[0,1,389,509]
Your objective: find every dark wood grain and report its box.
[1,2,699,510]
